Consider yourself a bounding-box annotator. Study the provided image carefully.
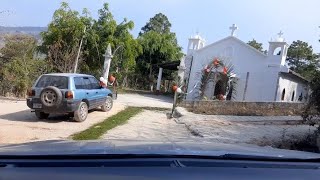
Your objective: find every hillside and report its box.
[0,26,47,35]
[0,26,47,47]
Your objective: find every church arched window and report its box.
[273,47,282,55]
[281,89,286,101]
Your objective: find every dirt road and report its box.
[0,93,173,144]
[116,93,172,108]
[103,110,196,142]
[102,106,316,147]
[0,100,125,144]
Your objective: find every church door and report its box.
[214,80,224,98]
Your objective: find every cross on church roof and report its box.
[229,24,238,36]
[278,30,283,38]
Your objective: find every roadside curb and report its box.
[0,96,26,102]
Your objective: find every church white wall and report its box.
[186,37,279,102]
[276,74,309,102]
[238,70,279,102]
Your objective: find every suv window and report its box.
[74,77,92,89]
[89,77,101,89]
[36,75,68,89]
[74,77,84,89]
[83,77,92,89]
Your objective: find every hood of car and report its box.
[0,139,319,159]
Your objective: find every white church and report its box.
[180,24,309,102]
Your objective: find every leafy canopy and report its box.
[40,2,86,73]
[137,13,183,84]
[247,39,264,53]
[286,40,319,80]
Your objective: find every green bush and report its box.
[302,71,320,125]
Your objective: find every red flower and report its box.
[223,67,228,75]
[213,58,219,66]
[108,75,115,82]
[218,94,225,100]
[172,85,178,92]
[204,65,211,73]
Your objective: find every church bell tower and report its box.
[268,31,289,66]
[187,33,205,55]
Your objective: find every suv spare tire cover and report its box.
[40,86,63,108]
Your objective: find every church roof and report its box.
[196,36,268,57]
[280,70,310,83]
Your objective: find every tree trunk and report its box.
[122,75,128,87]
[134,78,138,89]
[149,53,153,91]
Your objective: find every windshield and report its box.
[36,75,69,89]
[0,0,320,159]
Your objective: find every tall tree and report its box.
[247,39,264,53]
[140,13,171,35]
[82,3,141,84]
[286,40,319,79]
[40,2,86,73]
[138,13,182,90]
[40,2,141,86]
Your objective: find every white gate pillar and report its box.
[156,67,163,92]
[103,44,113,80]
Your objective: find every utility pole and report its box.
[74,26,86,73]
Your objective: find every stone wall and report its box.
[180,100,307,116]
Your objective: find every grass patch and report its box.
[72,107,142,140]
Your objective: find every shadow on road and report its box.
[118,93,173,104]
[0,110,72,123]
[139,94,173,103]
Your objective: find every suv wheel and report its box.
[35,111,49,119]
[101,96,113,112]
[40,86,62,108]
[74,102,88,122]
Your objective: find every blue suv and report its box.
[27,73,113,122]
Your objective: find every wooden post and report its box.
[242,72,249,101]
[171,91,178,118]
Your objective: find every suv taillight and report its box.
[27,89,35,97]
[65,91,73,99]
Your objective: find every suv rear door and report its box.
[88,77,105,107]
[74,77,94,108]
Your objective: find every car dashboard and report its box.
[0,155,320,180]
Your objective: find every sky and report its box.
[1,0,320,53]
